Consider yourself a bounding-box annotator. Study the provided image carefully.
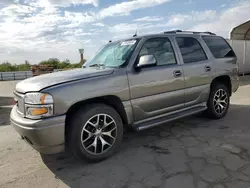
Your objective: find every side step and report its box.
[133,106,207,131]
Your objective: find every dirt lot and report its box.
[1,78,250,188]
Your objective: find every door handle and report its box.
[173,70,182,77]
[205,66,211,72]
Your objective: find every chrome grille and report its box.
[14,91,25,115]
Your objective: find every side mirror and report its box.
[136,55,157,69]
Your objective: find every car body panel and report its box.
[42,68,130,116]
[10,106,65,154]
[15,67,114,93]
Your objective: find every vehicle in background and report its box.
[31,65,54,76]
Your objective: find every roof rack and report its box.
[163,30,216,35]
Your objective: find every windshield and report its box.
[84,39,138,68]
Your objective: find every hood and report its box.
[16,67,114,93]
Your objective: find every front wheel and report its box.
[206,83,230,119]
[68,104,123,162]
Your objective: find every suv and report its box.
[10,30,239,162]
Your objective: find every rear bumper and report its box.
[10,106,66,154]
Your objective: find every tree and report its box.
[0,62,13,72]
[0,58,86,72]
[39,58,60,69]
[15,60,30,71]
[59,59,71,69]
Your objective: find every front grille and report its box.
[14,91,25,116]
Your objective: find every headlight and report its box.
[24,93,53,104]
[24,92,54,119]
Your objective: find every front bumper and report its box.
[10,106,66,154]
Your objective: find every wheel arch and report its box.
[211,75,232,96]
[65,95,129,142]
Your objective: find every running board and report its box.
[133,106,207,131]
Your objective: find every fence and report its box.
[0,71,33,81]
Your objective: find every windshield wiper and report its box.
[89,63,106,67]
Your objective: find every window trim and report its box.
[202,36,236,59]
[135,37,178,68]
[175,36,208,64]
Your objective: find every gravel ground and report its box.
[1,78,250,188]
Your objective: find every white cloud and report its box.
[166,15,186,27]
[191,3,250,38]
[166,10,217,27]
[109,3,250,39]
[109,23,140,33]
[99,0,170,18]
[64,11,96,23]
[89,28,103,32]
[133,16,163,22]
[0,0,18,6]
[25,0,99,7]
[0,4,36,19]
[0,0,99,63]
[109,22,170,34]
[1,0,250,64]
[92,22,105,27]
[48,0,99,7]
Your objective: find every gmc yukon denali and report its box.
[10,30,239,162]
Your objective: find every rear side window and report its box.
[202,36,236,58]
[176,37,207,64]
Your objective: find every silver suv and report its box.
[10,30,239,162]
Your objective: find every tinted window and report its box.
[202,36,236,58]
[139,38,177,66]
[176,37,207,64]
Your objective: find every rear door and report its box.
[202,36,238,92]
[175,36,213,107]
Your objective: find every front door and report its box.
[175,36,213,107]
[127,37,185,122]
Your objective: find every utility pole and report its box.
[79,49,84,66]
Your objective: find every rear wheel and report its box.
[206,83,230,119]
[68,104,123,162]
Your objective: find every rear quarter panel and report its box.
[213,57,239,93]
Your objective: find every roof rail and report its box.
[163,30,216,35]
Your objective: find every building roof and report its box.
[231,20,250,40]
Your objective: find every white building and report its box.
[228,20,250,75]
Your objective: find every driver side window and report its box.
[139,38,177,66]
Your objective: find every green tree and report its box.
[0,58,87,72]
[39,58,60,69]
[0,62,15,72]
[58,59,71,69]
[16,60,30,71]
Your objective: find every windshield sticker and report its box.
[120,40,136,46]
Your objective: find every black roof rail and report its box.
[163,30,216,35]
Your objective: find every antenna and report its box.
[133,30,137,37]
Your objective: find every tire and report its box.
[206,83,230,119]
[68,103,123,162]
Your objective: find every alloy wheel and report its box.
[213,89,228,114]
[80,114,117,155]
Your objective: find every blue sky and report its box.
[0,0,250,64]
